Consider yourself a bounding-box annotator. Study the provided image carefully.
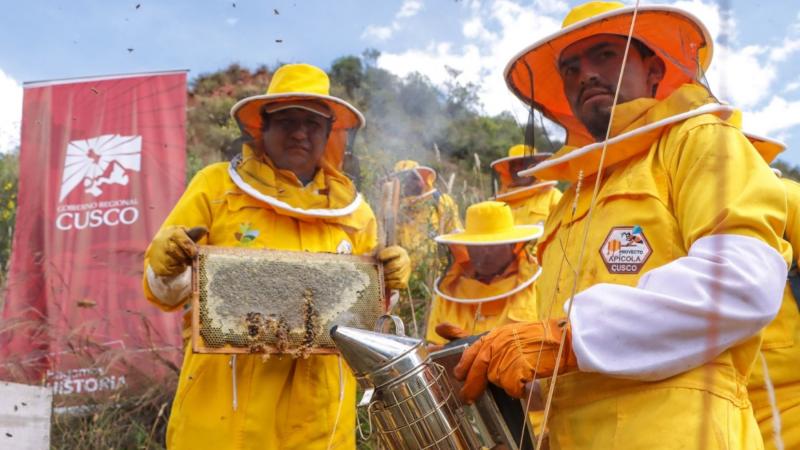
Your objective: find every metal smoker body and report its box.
[330,318,480,450]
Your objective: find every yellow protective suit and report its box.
[143,145,377,450]
[397,191,462,271]
[749,177,800,450]
[425,249,539,345]
[534,84,790,450]
[507,188,563,226]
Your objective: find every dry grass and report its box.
[51,379,175,450]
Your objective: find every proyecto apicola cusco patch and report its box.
[599,225,652,274]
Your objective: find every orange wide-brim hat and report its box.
[504,1,713,148]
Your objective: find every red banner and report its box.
[1,71,187,398]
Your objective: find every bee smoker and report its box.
[329,317,481,450]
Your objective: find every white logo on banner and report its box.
[59,134,142,201]
[55,134,143,231]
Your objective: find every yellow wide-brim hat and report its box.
[744,132,786,165]
[230,63,365,140]
[504,1,713,148]
[393,159,437,187]
[436,201,542,245]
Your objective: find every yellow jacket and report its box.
[143,149,376,450]
[397,191,462,270]
[506,187,563,226]
[425,250,539,344]
[749,177,800,450]
[535,84,790,450]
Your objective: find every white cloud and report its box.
[225,17,238,26]
[533,0,568,14]
[707,44,775,108]
[362,24,395,41]
[378,0,562,118]
[785,81,800,93]
[397,0,424,19]
[744,95,800,137]
[361,0,425,42]
[769,37,800,62]
[462,17,497,42]
[0,69,22,153]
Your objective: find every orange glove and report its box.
[427,323,471,352]
[435,322,470,341]
[453,319,577,402]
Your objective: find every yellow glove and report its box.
[378,245,411,290]
[147,226,208,277]
[453,319,577,402]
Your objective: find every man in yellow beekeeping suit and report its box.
[392,160,462,272]
[142,63,410,450]
[425,201,542,346]
[745,133,800,450]
[491,145,562,226]
[454,2,790,449]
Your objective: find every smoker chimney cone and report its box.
[329,325,422,376]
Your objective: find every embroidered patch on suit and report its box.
[600,225,651,274]
[235,223,260,246]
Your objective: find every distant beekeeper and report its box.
[425,201,542,346]
[491,145,562,226]
[745,133,800,450]
[392,160,462,271]
[142,63,410,450]
[454,2,790,449]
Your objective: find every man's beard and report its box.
[581,105,612,142]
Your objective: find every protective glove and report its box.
[453,319,577,403]
[147,226,208,277]
[427,323,470,352]
[378,245,411,290]
[435,323,469,341]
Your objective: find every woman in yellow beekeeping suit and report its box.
[142,63,410,450]
[392,160,462,271]
[491,145,562,226]
[454,2,790,449]
[746,133,800,450]
[425,201,542,345]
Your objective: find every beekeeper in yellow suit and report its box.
[392,160,462,271]
[455,2,790,449]
[142,63,410,450]
[491,145,562,226]
[745,134,800,450]
[425,201,542,345]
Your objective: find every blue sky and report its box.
[1,0,799,164]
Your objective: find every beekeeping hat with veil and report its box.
[228,63,368,219]
[504,1,735,183]
[490,144,557,202]
[393,159,438,201]
[433,201,543,304]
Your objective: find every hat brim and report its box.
[494,181,559,202]
[744,131,785,165]
[505,6,712,147]
[435,224,543,246]
[490,153,552,169]
[395,166,437,186]
[230,92,365,139]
